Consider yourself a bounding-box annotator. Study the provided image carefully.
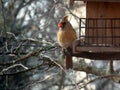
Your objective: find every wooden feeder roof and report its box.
[69,0,120,7]
[73,0,120,2]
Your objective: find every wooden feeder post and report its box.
[63,48,73,69]
[64,54,73,69]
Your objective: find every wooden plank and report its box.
[75,46,120,52]
[74,0,120,2]
[64,55,73,69]
[72,40,120,53]
[72,40,120,60]
[86,2,120,45]
[72,52,120,60]
[87,2,120,18]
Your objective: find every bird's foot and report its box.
[62,48,72,56]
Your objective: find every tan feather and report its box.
[57,16,77,49]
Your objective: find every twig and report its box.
[0,45,56,65]
[42,55,65,72]
[6,32,17,40]
[0,63,48,76]
[14,41,24,53]
[21,38,53,46]
[57,1,86,25]
[79,74,120,89]
[0,61,61,77]
[73,60,107,76]
[5,41,9,52]
[0,0,7,35]
[18,72,60,90]
[1,64,28,74]
[109,61,114,73]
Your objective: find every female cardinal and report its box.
[57,15,77,69]
[57,16,77,49]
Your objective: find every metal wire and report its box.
[79,18,120,47]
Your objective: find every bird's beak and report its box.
[58,22,63,28]
[58,22,66,29]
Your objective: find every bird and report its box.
[57,15,77,69]
[57,16,77,49]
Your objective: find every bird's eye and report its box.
[62,22,66,26]
[58,22,66,28]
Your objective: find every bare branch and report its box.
[42,55,65,72]
[0,0,7,35]
[20,38,54,46]
[79,74,120,89]
[73,60,107,76]
[0,45,56,65]
[1,63,28,74]
[6,32,17,40]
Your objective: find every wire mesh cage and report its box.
[72,18,120,60]
[78,18,120,47]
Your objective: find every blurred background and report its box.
[0,0,120,90]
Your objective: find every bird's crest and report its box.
[58,16,69,28]
[62,16,68,22]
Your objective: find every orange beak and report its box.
[58,22,63,28]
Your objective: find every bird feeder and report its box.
[70,0,120,60]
